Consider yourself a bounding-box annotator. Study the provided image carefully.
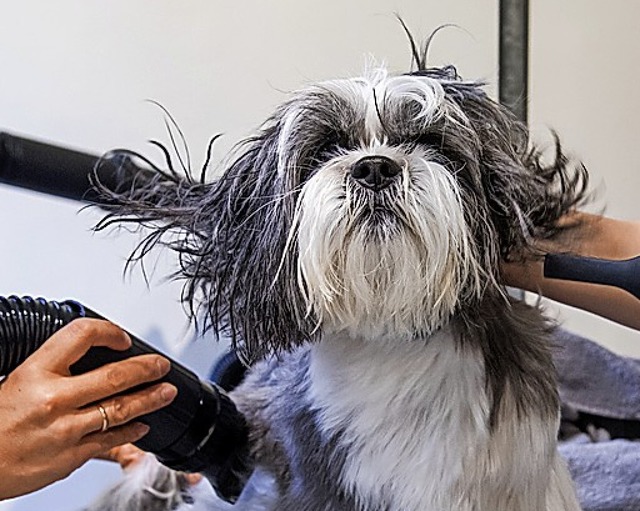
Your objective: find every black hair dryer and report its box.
[544,253,640,300]
[0,296,249,502]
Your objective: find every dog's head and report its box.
[97,63,586,360]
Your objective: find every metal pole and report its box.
[499,0,529,300]
[499,0,529,123]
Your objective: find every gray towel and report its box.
[554,329,640,510]
[555,329,640,420]
[560,436,640,511]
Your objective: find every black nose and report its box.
[350,156,402,191]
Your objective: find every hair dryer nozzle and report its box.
[544,253,640,300]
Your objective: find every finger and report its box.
[76,382,177,436]
[76,422,151,462]
[33,319,132,372]
[66,353,171,407]
[183,473,203,486]
[97,444,146,470]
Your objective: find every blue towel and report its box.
[555,329,640,510]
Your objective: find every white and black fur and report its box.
[93,36,588,511]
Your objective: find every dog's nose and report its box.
[350,156,402,191]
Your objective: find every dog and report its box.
[91,33,588,511]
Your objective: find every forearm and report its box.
[504,212,640,331]
[542,212,640,260]
[503,259,640,331]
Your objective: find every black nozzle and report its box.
[544,253,640,300]
[0,132,155,204]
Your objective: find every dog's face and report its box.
[100,65,585,360]
[286,67,489,340]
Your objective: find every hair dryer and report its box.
[0,295,250,502]
[544,253,640,300]
[0,131,154,204]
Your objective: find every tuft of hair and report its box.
[93,122,311,362]
[394,17,589,262]
[440,84,589,263]
[395,16,462,73]
[83,454,193,511]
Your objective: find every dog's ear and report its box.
[95,118,313,362]
[442,83,588,261]
[193,123,314,361]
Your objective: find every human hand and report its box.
[0,318,177,499]
[101,444,202,485]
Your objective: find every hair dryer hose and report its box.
[0,295,250,502]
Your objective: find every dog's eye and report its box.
[314,136,342,161]
[414,133,444,150]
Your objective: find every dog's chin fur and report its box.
[90,53,587,510]
[295,149,485,340]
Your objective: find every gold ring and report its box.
[97,404,110,433]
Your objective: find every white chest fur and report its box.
[307,328,575,511]
[308,328,489,510]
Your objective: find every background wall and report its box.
[529,1,640,356]
[0,1,637,510]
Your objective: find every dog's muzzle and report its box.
[350,156,402,191]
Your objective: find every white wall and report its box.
[0,2,497,509]
[529,1,640,356]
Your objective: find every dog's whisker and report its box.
[240,187,302,230]
[276,212,301,289]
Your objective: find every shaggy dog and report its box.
[91,34,587,511]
